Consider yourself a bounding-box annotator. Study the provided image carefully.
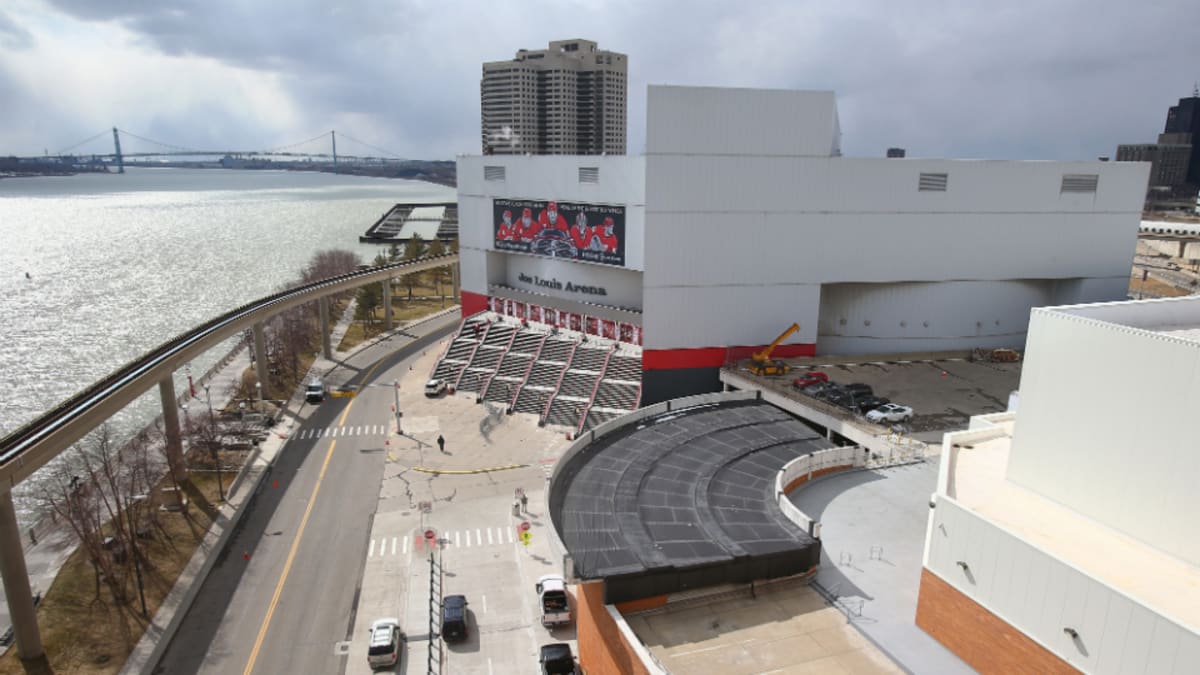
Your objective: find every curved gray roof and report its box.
[553,400,829,583]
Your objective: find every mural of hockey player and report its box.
[518,207,540,241]
[496,210,516,241]
[569,212,591,250]
[538,201,570,233]
[588,216,620,253]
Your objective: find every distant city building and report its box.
[1116,143,1192,187]
[1117,89,1200,211]
[887,147,906,158]
[481,39,627,156]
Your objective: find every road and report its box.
[156,314,578,674]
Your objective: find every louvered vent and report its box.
[484,165,506,182]
[918,173,948,191]
[579,166,600,183]
[1061,174,1098,193]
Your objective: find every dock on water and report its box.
[360,201,458,243]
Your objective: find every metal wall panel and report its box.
[1008,308,1200,566]
[642,284,820,350]
[646,154,1147,215]
[927,499,1197,674]
[647,86,838,157]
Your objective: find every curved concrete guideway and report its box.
[0,254,459,662]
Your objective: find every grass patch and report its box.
[0,467,238,674]
[338,293,449,352]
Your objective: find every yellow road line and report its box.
[411,464,528,475]
[243,358,389,674]
[242,439,337,675]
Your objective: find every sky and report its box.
[1,0,1197,161]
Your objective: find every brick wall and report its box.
[576,581,653,675]
[915,568,1078,675]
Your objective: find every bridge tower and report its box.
[111,127,125,174]
[331,129,338,173]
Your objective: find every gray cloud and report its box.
[15,0,1200,161]
[0,9,33,49]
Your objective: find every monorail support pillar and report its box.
[383,278,393,331]
[319,297,332,360]
[158,375,188,482]
[0,492,43,660]
[253,322,269,401]
[451,262,461,304]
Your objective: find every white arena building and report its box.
[456,85,1149,404]
[918,295,1200,673]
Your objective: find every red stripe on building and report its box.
[643,343,815,370]
[460,290,489,317]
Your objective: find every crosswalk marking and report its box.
[295,424,390,440]
[367,525,529,559]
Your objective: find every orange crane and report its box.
[749,323,800,376]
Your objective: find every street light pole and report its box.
[204,384,223,502]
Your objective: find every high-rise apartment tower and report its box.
[481,39,627,155]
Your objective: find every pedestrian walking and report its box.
[437,434,446,453]
[520,493,528,514]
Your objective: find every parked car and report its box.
[842,383,874,398]
[539,643,578,675]
[802,381,838,397]
[792,371,829,389]
[536,574,571,627]
[366,617,402,670]
[824,389,857,409]
[441,595,469,643]
[851,395,890,414]
[809,382,843,399]
[866,403,914,423]
[304,379,325,403]
[425,378,448,397]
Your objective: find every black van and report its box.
[441,595,469,642]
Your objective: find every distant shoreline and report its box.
[0,163,456,187]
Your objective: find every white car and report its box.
[866,403,913,423]
[367,617,402,670]
[424,378,448,397]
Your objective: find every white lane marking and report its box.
[454,531,460,547]
[487,528,494,545]
[402,536,409,554]
[481,594,487,614]
[324,428,332,437]
[368,539,375,558]
[488,658,493,675]
[507,528,514,544]
[476,528,482,546]
[463,531,470,548]
[391,537,397,555]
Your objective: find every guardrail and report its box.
[0,254,459,492]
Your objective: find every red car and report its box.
[793,371,829,389]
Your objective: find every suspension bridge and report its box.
[10,128,416,173]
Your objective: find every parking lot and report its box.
[739,351,1023,442]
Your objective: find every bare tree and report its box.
[401,234,428,300]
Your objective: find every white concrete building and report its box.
[919,296,1200,673]
[457,85,1149,404]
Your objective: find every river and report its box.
[0,167,455,520]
